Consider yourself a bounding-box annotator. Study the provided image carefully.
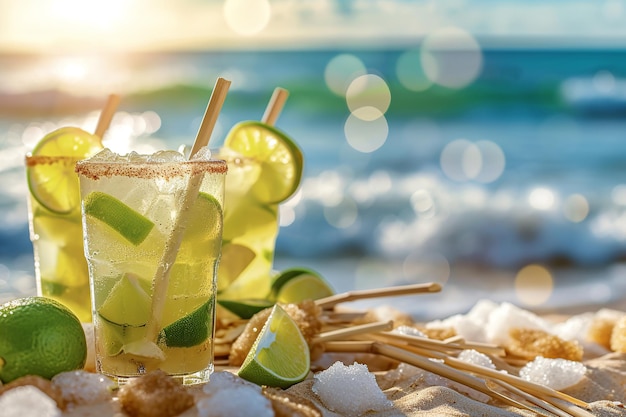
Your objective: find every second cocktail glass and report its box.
[76,149,227,385]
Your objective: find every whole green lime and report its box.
[0,296,87,383]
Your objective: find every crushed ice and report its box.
[519,356,587,390]
[312,361,392,416]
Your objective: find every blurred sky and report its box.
[1,0,626,53]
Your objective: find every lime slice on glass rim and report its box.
[26,127,102,214]
[224,121,303,204]
[237,304,310,388]
[271,267,334,304]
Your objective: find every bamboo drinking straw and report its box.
[262,87,289,126]
[146,77,231,342]
[94,93,121,140]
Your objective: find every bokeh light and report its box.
[344,112,388,153]
[323,196,358,229]
[345,74,391,121]
[528,188,556,210]
[421,27,483,89]
[223,0,271,36]
[396,49,432,92]
[440,139,505,183]
[563,194,589,223]
[515,264,554,307]
[402,251,450,285]
[611,184,626,205]
[325,54,367,97]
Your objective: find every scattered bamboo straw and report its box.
[312,320,393,344]
[399,343,589,410]
[373,331,506,357]
[146,77,231,342]
[486,379,584,417]
[261,87,289,126]
[315,282,442,309]
[324,341,590,417]
[94,93,121,140]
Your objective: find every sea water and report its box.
[2,48,626,318]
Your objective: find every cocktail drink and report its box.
[76,149,227,384]
[25,127,103,323]
[216,121,303,300]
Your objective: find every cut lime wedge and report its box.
[98,273,152,326]
[84,192,155,246]
[271,267,334,303]
[26,127,103,214]
[183,192,223,240]
[224,121,303,204]
[159,299,213,348]
[237,304,310,388]
[217,243,256,291]
[217,298,274,319]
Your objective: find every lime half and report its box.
[271,267,334,303]
[237,304,310,388]
[27,127,102,214]
[224,121,303,204]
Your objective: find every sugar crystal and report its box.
[457,349,497,370]
[197,372,272,417]
[312,361,392,416]
[393,325,426,337]
[52,370,114,406]
[0,386,61,417]
[519,356,587,390]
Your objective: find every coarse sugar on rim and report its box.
[75,159,228,180]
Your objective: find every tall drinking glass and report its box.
[25,127,103,323]
[76,149,227,385]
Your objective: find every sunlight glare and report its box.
[224,0,271,36]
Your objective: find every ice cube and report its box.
[312,361,392,416]
[147,150,185,163]
[190,146,213,161]
[519,356,587,390]
[0,386,61,417]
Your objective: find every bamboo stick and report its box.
[401,344,589,410]
[94,93,121,140]
[374,330,506,357]
[315,282,442,309]
[261,87,289,126]
[312,320,394,344]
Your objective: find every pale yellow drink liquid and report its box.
[216,153,278,299]
[26,156,92,323]
[77,154,227,384]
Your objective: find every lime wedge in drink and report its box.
[98,273,152,326]
[217,298,274,319]
[183,192,223,240]
[84,192,155,246]
[271,267,334,303]
[217,243,256,291]
[224,121,303,204]
[237,304,310,388]
[159,299,213,348]
[26,127,102,214]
